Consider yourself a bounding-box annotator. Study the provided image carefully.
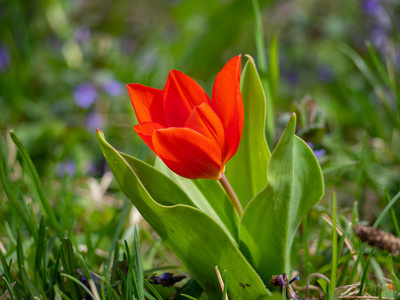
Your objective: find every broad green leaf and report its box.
[226,55,271,208]
[239,114,324,283]
[98,131,269,300]
[154,158,239,242]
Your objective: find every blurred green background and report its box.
[1,0,400,220]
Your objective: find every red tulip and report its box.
[127,55,244,180]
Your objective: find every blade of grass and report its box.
[222,270,228,300]
[0,137,34,238]
[124,240,140,300]
[337,43,398,125]
[1,278,15,300]
[83,225,95,264]
[9,131,63,238]
[34,216,46,274]
[134,228,144,300]
[0,253,12,282]
[60,244,79,300]
[366,41,398,98]
[337,222,352,263]
[181,295,199,300]
[104,266,117,300]
[330,193,338,300]
[5,222,17,247]
[54,285,72,300]
[117,268,127,299]
[251,0,275,146]
[387,255,400,291]
[21,266,41,299]
[88,280,101,300]
[358,248,374,296]
[60,273,95,300]
[16,227,27,295]
[105,199,131,270]
[373,190,400,229]
[143,292,160,300]
[383,188,400,237]
[350,190,400,283]
[143,279,164,300]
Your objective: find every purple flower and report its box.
[74,27,91,44]
[362,0,383,16]
[150,272,186,287]
[76,269,101,300]
[85,112,104,131]
[370,26,388,51]
[317,65,334,83]
[0,45,10,73]
[307,142,326,159]
[57,160,76,177]
[74,83,98,108]
[103,79,124,97]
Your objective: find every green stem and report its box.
[219,174,243,218]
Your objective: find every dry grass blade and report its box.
[215,266,228,300]
[0,281,16,300]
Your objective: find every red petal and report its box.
[184,103,225,154]
[127,84,167,126]
[211,55,244,164]
[134,122,165,153]
[163,70,211,127]
[153,128,223,179]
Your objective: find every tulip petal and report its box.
[163,70,211,127]
[153,128,222,179]
[127,84,167,126]
[134,122,166,153]
[212,55,244,164]
[184,103,225,154]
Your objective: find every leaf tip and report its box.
[96,129,105,140]
[244,54,255,63]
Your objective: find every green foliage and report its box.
[226,55,271,208]
[98,129,270,299]
[239,114,324,282]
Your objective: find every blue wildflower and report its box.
[85,112,104,131]
[103,79,124,97]
[0,45,10,73]
[306,142,326,159]
[74,83,98,108]
[149,272,186,287]
[57,160,76,177]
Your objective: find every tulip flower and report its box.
[126,55,244,181]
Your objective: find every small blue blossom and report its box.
[76,269,101,300]
[74,83,98,108]
[150,272,185,287]
[85,112,104,131]
[306,142,326,159]
[103,79,124,97]
[57,160,76,177]
[0,45,10,73]
[362,0,383,16]
[74,27,91,44]
[317,65,334,83]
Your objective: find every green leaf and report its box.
[21,266,42,299]
[98,130,269,300]
[239,114,324,283]
[154,159,239,242]
[225,55,271,208]
[9,131,64,238]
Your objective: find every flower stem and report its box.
[219,174,243,218]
